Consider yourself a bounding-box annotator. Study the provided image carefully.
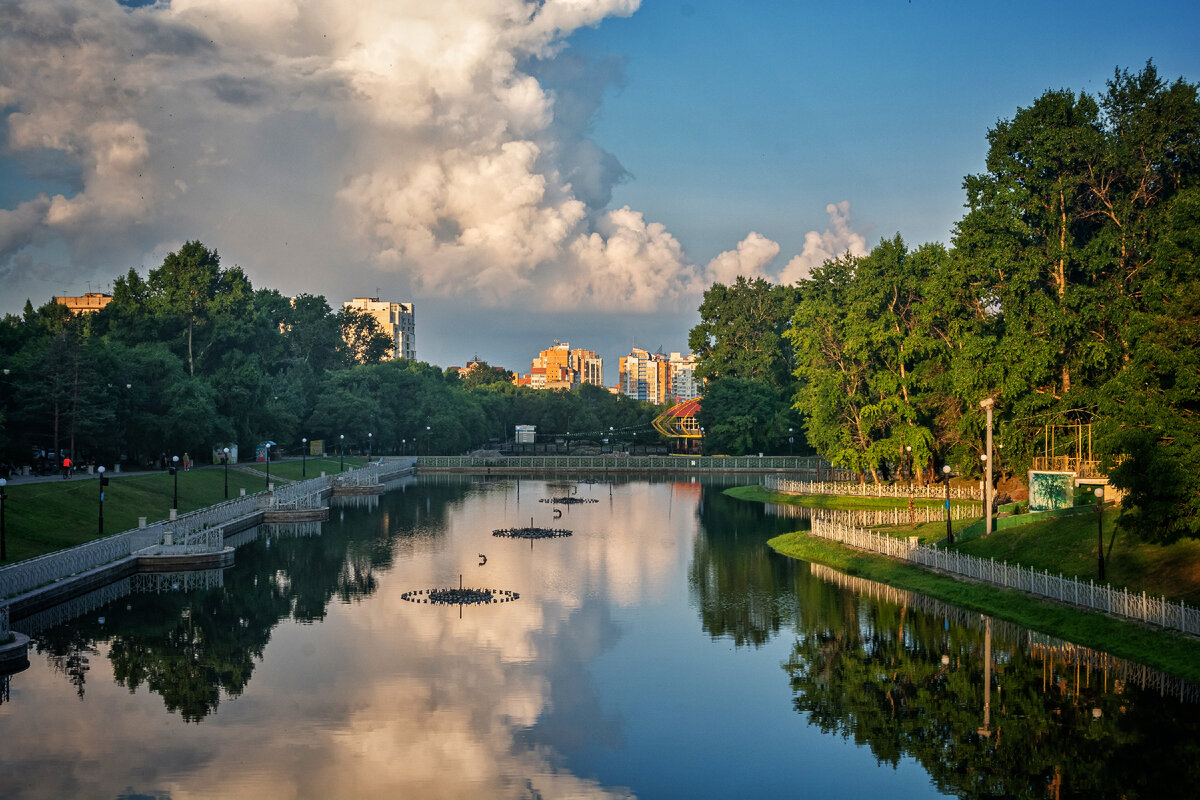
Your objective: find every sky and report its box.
[2,0,1199,377]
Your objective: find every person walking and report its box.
[62,455,72,479]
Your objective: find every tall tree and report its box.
[688,276,800,392]
[145,241,253,376]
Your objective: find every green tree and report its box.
[337,306,392,366]
[144,241,254,376]
[697,377,787,455]
[688,276,799,392]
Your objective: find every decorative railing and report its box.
[764,503,979,525]
[765,475,981,501]
[810,518,1200,637]
[270,475,332,509]
[0,490,268,601]
[807,563,1200,703]
[418,455,829,471]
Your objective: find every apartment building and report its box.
[618,347,669,404]
[55,292,113,314]
[667,352,701,401]
[513,340,604,390]
[343,297,415,361]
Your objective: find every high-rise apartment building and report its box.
[343,297,415,361]
[667,352,701,401]
[513,341,603,390]
[619,347,669,404]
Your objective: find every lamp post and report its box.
[301,438,307,477]
[0,477,8,561]
[339,434,345,472]
[97,466,107,535]
[171,455,180,511]
[368,432,373,461]
[265,443,271,489]
[942,464,953,545]
[980,452,990,538]
[1095,487,1105,581]
[425,425,431,456]
[980,397,995,537]
[223,447,230,499]
[905,445,914,526]
[789,427,794,457]
[402,438,406,456]
[610,426,615,454]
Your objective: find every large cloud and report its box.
[777,200,868,284]
[0,0,869,319]
[0,0,707,310]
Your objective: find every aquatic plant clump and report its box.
[401,587,519,604]
[492,526,573,539]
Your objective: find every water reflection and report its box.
[0,477,1196,799]
[784,562,1200,797]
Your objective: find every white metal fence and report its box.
[765,503,978,526]
[765,475,981,501]
[809,518,1200,636]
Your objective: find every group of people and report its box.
[157,453,193,471]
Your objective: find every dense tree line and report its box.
[692,64,1200,540]
[0,241,664,471]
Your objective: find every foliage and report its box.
[688,276,799,391]
[696,377,790,455]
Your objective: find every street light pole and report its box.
[905,445,914,526]
[97,466,107,535]
[368,432,373,461]
[223,447,230,499]
[265,444,271,489]
[0,477,8,561]
[789,427,794,457]
[171,455,180,511]
[980,397,995,537]
[426,425,431,457]
[942,464,953,545]
[301,438,307,477]
[339,434,345,472]
[1095,487,1105,581]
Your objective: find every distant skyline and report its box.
[3,1,1199,374]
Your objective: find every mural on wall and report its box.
[1028,471,1075,512]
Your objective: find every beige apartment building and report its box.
[55,292,113,314]
[514,341,604,389]
[343,297,415,361]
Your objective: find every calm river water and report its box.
[2,475,1198,799]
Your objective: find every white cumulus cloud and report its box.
[703,231,780,285]
[777,200,868,284]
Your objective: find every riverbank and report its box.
[0,456,370,563]
[768,530,1200,682]
[725,485,1200,682]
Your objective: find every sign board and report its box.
[211,443,238,464]
[1028,471,1075,512]
[309,439,325,456]
[515,425,536,444]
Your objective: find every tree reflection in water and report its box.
[784,564,1200,798]
[25,480,469,722]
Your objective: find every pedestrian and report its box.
[183,452,191,471]
[62,454,73,479]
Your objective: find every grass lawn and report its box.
[768,531,1200,683]
[238,456,369,482]
[954,505,1200,605]
[1,467,268,563]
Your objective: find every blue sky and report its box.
[1,0,1198,375]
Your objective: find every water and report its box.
[2,475,1197,799]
